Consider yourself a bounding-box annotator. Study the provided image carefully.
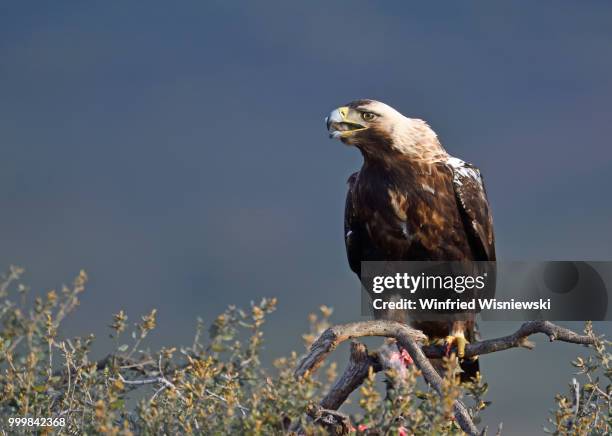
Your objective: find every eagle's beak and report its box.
[326,106,366,139]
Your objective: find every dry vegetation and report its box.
[0,266,609,435]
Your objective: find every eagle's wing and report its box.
[344,172,367,276]
[447,158,496,261]
[447,158,495,378]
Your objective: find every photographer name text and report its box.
[372,297,551,311]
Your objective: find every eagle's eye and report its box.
[361,112,376,122]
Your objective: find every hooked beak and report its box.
[325,106,367,139]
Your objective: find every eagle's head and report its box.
[326,99,444,159]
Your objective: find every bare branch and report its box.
[205,388,249,416]
[319,340,415,412]
[116,374,186,402]
[421,321,596,359]
[391,328,481,436]
[320,341,381,410]
[295,320,596,436]
[294,320,427,379]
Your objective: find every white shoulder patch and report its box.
[446,156,481,187]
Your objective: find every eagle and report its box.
[326,99,496,380]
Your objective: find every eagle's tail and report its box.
[459,357,480,383]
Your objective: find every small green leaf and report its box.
[211,343,226,352]
[110,399,125,410]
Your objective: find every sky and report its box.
[1,1,612,433]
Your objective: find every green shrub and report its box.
[0,267,609,435]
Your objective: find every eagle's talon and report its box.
[445,335,468,358]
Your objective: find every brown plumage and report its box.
[327,99,496,379]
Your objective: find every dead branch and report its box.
[295,320,596,436]
[307,404,352,436]
[421,321,596,359]
[295,320,427,379]
[115,373,186,402]
[320,341,381,410]
[390,326,481,436]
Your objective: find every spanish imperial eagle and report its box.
[326,99,496,380]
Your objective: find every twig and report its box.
[495,422,503,436]
[570,378,580,430]
[149,354,168,403]
[205,389,249,416]
[117,374,185,402]
[150,385,168,403]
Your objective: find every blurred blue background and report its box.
[1,2,611,433]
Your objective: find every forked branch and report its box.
[295,320,595,436]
